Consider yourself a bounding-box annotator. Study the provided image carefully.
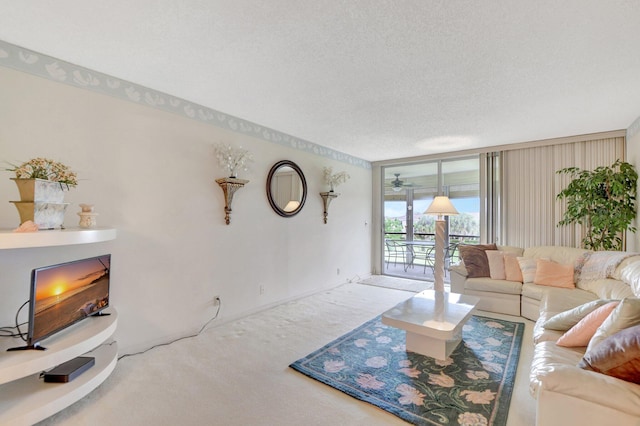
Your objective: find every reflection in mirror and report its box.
[267,161,307,217]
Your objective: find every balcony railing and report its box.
[383,232,480,266]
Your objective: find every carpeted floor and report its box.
[37,281,535,426]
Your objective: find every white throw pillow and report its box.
[517,257,537,283]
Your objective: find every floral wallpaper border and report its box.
[0,40,370,170]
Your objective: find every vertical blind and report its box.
[500,136,625,248]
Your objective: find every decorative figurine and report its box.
[78,204,98,228]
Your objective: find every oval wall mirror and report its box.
[266,160,307,217]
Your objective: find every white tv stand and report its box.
[0,227,117,425]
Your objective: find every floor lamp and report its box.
[424,196,459,293]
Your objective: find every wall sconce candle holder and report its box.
[216,177,249,224]
[319,191,339,224]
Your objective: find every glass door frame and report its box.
[377,155,482,280]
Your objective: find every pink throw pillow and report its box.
[556,301,620,347]
[504,254,523,282]
[486,250,506,280]
[534,259,575,288]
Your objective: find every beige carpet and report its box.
[38,282,535,426]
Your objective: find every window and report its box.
[382,157,480,279]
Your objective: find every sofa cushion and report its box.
[529,340,585,397]
[522,283,589,304]
[577,278,636,300]
[579,324,640,385]
[544,299,615,331]
[612,255,640,280]
[458,243,497,278]
[465,277,522,295]
[588,298,640,353]
[556,302,620,347]
[618,259,640,297]
[534,259,575,288]
[523,245,590,265]
[496,245,524,257]
[533,364,640,419]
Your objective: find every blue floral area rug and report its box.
[290,315,524,426]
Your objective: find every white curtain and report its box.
[500,136,625,248]
[480,152,501,244]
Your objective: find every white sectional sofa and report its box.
[450,245,640,425]
[450,245,602,320]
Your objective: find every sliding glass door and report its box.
[382,157,480,281]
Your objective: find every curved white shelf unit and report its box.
[0,309,118,425]
[0,342,118,426]
[0,227,118,423]
[0,227,116,250]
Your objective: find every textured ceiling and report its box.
[1,1,640,162]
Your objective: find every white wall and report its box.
[0,66,372,354]
[626,116,640,252]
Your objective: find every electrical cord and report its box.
[118,298,222,361]
[32,300,222,376]
[3,298,221,363]
[0,323,27,338]
[0,300,29,340]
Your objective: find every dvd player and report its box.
[44,356,95,383]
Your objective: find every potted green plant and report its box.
[556,159,637,251]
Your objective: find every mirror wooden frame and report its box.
[266,160,307,217]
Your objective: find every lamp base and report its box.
[433,219,446,292]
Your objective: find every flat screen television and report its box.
[11,254,111,351]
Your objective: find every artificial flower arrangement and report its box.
[8,157,78,187]
[323,167,350,191]
[214,143,253,178]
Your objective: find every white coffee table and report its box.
[381,290,480,360]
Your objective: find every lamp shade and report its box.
[424,196,459,217]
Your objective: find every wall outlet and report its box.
[259,284,265,295]
[337,268,340,275]
[213,295,221,306]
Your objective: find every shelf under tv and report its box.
[0,343,117,425]
[0,308,118,425]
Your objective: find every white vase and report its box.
[11,178,68,202]
[10,178,70,229]
[10,201,69,229]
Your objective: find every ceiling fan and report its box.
[387,173,414,192]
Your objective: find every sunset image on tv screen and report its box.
[31,254,110,342]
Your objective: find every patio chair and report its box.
[405,243,435,274]
[385,239,407,268]
[444,242,459,272]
